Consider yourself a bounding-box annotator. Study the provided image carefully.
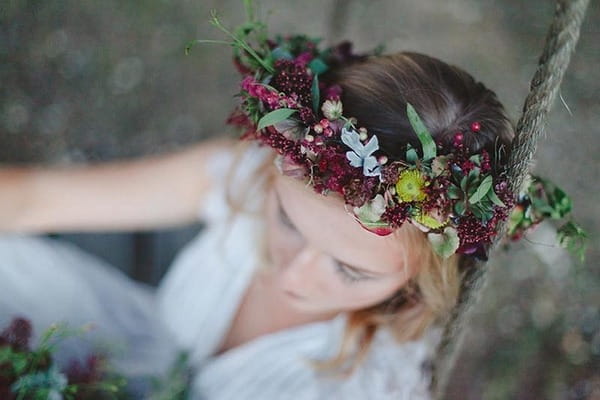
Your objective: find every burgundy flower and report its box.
[456,215,497,250]
[324,84,342,101]
[381,203,411,229]
[226,107,257,140]
[0,317,32,352]
[270,60,314,107]
[328,41,369,66]
[232,55,253,75]
[294,51,314,67]
[343,178,378,207]
[298,107,316,124]
[65,353,106,385]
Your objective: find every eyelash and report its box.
[278,203,298,231]
[334,262,371,284]
[277,196,371,285]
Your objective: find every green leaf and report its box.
[428,227,460,258]
[311,74,320,114]
[557,221,588,263]
[257,108,297,131]
[308,58,329,75]
[208,9,275,74]
[13,356,28,375]
[469,154,481,166]
[0,347,13,362]
[454,201,466,216]
[406,147,418,163]
[271,46,293,60]
[469,175,493,204]
[548,186,572,217]
[470,204,483,219]
[447,184,462,200]
[460,175,468,192]
[406,103,436,161]
[487,188,506,207]
[467,167,480,183]
[372,43,386,56]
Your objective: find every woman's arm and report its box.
[0,137,236,233]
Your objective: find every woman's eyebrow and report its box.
[275,187,384,277]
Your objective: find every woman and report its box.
[0,31,516,400]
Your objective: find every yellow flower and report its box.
[395,169,428,202]
[413,209,448,230]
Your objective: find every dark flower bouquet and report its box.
[0,317,126,400]
[0,317,191,400]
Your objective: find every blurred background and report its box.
[1,0,598,398]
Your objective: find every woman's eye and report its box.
[278,202,298,232]
[334,262,371,284]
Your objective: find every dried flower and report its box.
[321,99,343,120]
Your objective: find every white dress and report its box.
[0,142,441,400]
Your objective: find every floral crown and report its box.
[190,7,587,261]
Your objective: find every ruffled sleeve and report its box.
[313,326,442,400]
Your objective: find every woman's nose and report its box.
[278,244,326,292]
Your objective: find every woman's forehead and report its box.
[273,173,418,277]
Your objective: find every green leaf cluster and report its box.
[507,175,588,262]
[447,164,504,222]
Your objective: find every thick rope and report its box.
[430,0,590,397]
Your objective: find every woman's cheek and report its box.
[267,225,303,269]
[337,281,400,310]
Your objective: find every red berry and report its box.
[453,132,464,147]
[471,121,481,132]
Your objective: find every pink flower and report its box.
[294,51,314,66]
[324,84,342,100]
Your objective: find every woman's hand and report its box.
[0,137,236,233]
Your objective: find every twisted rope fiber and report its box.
[430,0,590,398]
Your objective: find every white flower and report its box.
[427,227,460,258]
[321,99,343,120]
[340,126,381,178]
[353,194,386,223]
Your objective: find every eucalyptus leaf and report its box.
[447,184,462,200]
[271,46,293,60]
[406,103,436,161]
[469,175,493,204]
[308,58,329,75]
[311,74,320,114]
[257,108,297,131]
[460,176,468,192]
[406,147,418,163]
